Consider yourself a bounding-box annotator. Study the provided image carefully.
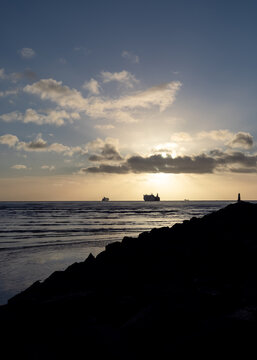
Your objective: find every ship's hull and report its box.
[143,194,160,201]
[144,199,160,201]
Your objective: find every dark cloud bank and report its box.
[83,151,257,174]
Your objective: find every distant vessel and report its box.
[143,193,160,201]
[102,197,109,202]
[184,199,190,202]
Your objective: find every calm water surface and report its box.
[0,200,233,304]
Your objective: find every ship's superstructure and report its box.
[143,193,160,201]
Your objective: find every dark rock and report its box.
[1,201,257,359]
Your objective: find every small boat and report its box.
[184,199,190,202]
[102,197,109,202]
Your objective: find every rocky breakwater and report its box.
[1,201,257,359]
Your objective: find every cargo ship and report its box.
[101,197,109,202]
[143,193,160,201]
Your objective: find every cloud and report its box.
[171,130,254,149]
[171,132,193,142]
[11,164,27,170]
[22,109,80,126]
[82,164,129,174]
[11,69,37,82]
[86,137,122,162]
[110,111,138,123]
[198,129,234,142]
[16,135,74,155]
[210,149,257,168]
[0,68,6,79]
[122,50,140,64]
[89,143,123,162]
[0,111,23,122]
[82,78,100,95]
[41,165,55,171]
[84,154,216,174]
[59,58,67,64]
[24,78,181,123]
[0,109,80,126]
[24,79,88,110]
[94,124,115,130]
[19,48,36,59]
[230,167,257,173]
[85,137,119,151]
[101,70,138,88]
[0,89,19,97]
[0,68,37,83]
[0,133,84,157]
[112,81,182,112]
[82,149,257,175]
[19,135,48,150]
[228,132,253,149]
[171,130,233,144]
[153,142,178,155]
[0,134,19,147]
[73,46,91,55]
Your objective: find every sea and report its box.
[0,200,234,305]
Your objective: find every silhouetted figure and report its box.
[238,193,241,202]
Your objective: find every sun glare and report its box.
[147,173,172,186]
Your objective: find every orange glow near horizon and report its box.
[1,172,257,201]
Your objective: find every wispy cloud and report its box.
[73,46,91,55]
[197,129,234,142]
[0,68,37,83]
[171,132,193,142]
[18,48,36,59]
[94,124,115,130]
[11,69,37,82]
[171,130,255,150]
[0,68,6,79]
[0,109,80,126]
[41,165,55,171]
[11,164,27,170]
[59,58,67,64]
[24,78,182,124]
[122,50,139,64]
[0,89,19,97]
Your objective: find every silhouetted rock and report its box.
[1,201,257,359]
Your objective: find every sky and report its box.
[1,0,257,200]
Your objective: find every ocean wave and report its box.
[0,237,123,252]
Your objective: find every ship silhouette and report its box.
[143,193,160,201]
